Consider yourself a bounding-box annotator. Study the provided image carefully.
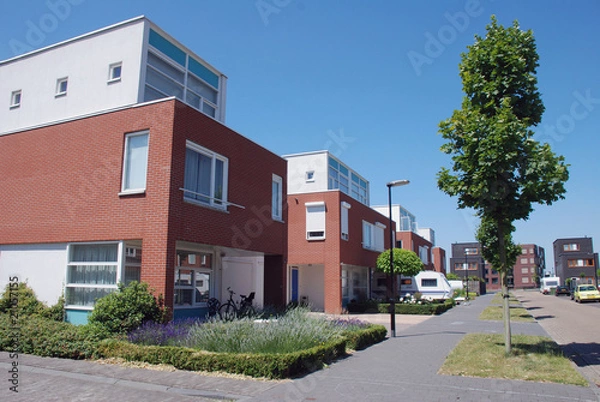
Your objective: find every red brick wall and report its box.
[287,191,392,312]
[395,231,434,271]
[432,247,446,274]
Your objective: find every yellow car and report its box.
[573,285,600,303]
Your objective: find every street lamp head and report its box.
[387,179,410,188]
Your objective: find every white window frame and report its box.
[120,131,149,195]
[56,77,68,97]
[10,90,21,108]
[108,62,122,83]
[306,201,326,240]
[305,170,315,182]
[183,140,229,210]
[341,201,351,241]
[419,245,429,264]
[363,221,385,252]
[272,174,283,221]
[65,242,122,310]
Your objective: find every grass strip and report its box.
[439,333,588,386]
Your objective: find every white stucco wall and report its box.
[1,20,145,134]
[0,243,67,306]
[285,152,329,194]
[221,256,264,308]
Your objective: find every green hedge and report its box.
[97,338,347,379]
[348,299,454,315]
[0,314,99,359]
[342,325,387,350]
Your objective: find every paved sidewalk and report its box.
[1,293,599,401]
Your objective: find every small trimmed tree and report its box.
[376,248,423,300]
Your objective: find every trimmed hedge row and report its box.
[348,299,455,315]
[97,338,347,379]
[342,325,387,350]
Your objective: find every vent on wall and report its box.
[307,231,325,240]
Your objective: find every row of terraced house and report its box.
[0,17,445,323]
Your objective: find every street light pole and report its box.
[387,179,409,338]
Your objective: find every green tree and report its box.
[437,16,569,354]
[376,248,423,298]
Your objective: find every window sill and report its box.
[183,197,229,213]
[64,306,94,311]
[55,92,67,98]
[272,217,285,224]
[9,104,20,109]
[107,78,122,84]
[119,189,146,197]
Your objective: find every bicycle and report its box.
[219,287,256,321]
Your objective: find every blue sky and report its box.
[1,0,599,272]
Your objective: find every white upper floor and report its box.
[1,16,227,135]
[284,150,370,205]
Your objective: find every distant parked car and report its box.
[573,285,600,303]
[555,286,571,296]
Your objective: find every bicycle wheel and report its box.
[219,302,237,321]
[239,305,256,318]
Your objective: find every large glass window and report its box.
[174,251,212,307]
[183,141,228,210]
[121,131,149,193]
[342,266,368,305]
[328,157,369,205]
[66,243,119,307]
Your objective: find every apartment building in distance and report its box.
[553,237,598,287]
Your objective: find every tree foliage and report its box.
[376,248,423,277]
[437,16,569,354]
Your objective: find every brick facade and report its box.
[0,99,287,312]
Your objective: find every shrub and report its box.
[0,314,100,359]
[128,318,199,346]
[185,307,345,354]
[0,282,46,317]
[88,281,165,335]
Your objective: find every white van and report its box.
[398,271,454,301]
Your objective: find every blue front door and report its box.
[291,268,299,303]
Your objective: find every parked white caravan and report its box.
[540,276,560,294]
[399,271,454,300]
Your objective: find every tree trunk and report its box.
[498,222,512,355]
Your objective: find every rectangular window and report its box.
[455,262,478,270]
[421,278,437,287]
[464,247,478,255]
[520,258,528,264]
[10,90,21,108]
[522,277,530,283]
[563,243,580,252]
[568,259,594,267]
[121,131,149,194]
[362,221,384,252]
[306,202,326,240]
[183,141,228,210]
[174,250,212,307]
[521,267,529,274]
[65,243,120,308]
[419,245,429,264]
[272,174,283,220]
[108,62,122,82]
[341,201,351,241]
[306,171,315,182]
[56,77,68,96]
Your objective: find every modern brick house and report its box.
[0,17,287,323]
[284,151,394,313]
[553,237,598,288]
[449,242,490,294]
